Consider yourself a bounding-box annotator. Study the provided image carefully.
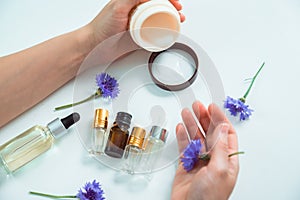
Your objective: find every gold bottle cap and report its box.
[94,109,109,128]
[128,127,146,149]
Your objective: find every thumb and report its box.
[208,123,230,172]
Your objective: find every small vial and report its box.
[90,109,109,155]
[0,113,80,173]
[142,126,168,174]
[104,112,132,158]
[122,127,146,174]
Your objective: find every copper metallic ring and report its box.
[148,42,199,91]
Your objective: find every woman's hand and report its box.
[79,0,185,66]
[171,101,240,200]
[87,0,185,45]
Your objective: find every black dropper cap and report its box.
[61,112,80,129]
[47,112,80,139]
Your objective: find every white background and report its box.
[1,0,300,199]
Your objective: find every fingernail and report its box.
[220,123,229,134]
[218,124,229,146]
[181,107,190,115]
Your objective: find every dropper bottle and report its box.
[0,113,80,173]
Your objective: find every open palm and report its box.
[171,101,240,200]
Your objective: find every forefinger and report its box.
[169,0,182,11]
[208,104,238,153]
[181,108,205,143]
[176,123,189,153]
[169,0,185,22]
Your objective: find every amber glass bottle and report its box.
[104,112,132,158]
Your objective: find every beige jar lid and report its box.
[129,0,181,52]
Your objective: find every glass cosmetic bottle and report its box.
[0,113,80,173]
[122,127,146,174]
[142,126,168,174]
[104,112,132,158]
[90,109,109,155]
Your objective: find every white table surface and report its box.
[1,0,300,199]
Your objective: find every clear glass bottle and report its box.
[90,109,109,155]
[0,113,80,173]
[122,127,146,174]
[142,126,168,174]
[104,112,132,158]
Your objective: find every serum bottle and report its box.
[0,113,80,173]
[142,126,168,174]
[90,109,109,155]
[122,127,146,174]
[104,112,132,158]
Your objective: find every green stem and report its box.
[228,151,245,157]
[199,153,210,161]
[242,62,265,99]
[29,191,77,199]
[198,151,244,161]
[54,90,101,111]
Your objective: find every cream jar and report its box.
[129,0,181,52]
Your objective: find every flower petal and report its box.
[180,139,202,172]
[224,96,253,121]
[76,180,105,200]
[96,73,120,99]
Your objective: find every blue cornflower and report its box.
[77,180,105,200]
[224,96,253,121]
[96,72,120,99]
[55,72,120,111]
[180,139,202,172]
[224,62,265,121]
[29,180,105,200]
[180,140,245,172]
